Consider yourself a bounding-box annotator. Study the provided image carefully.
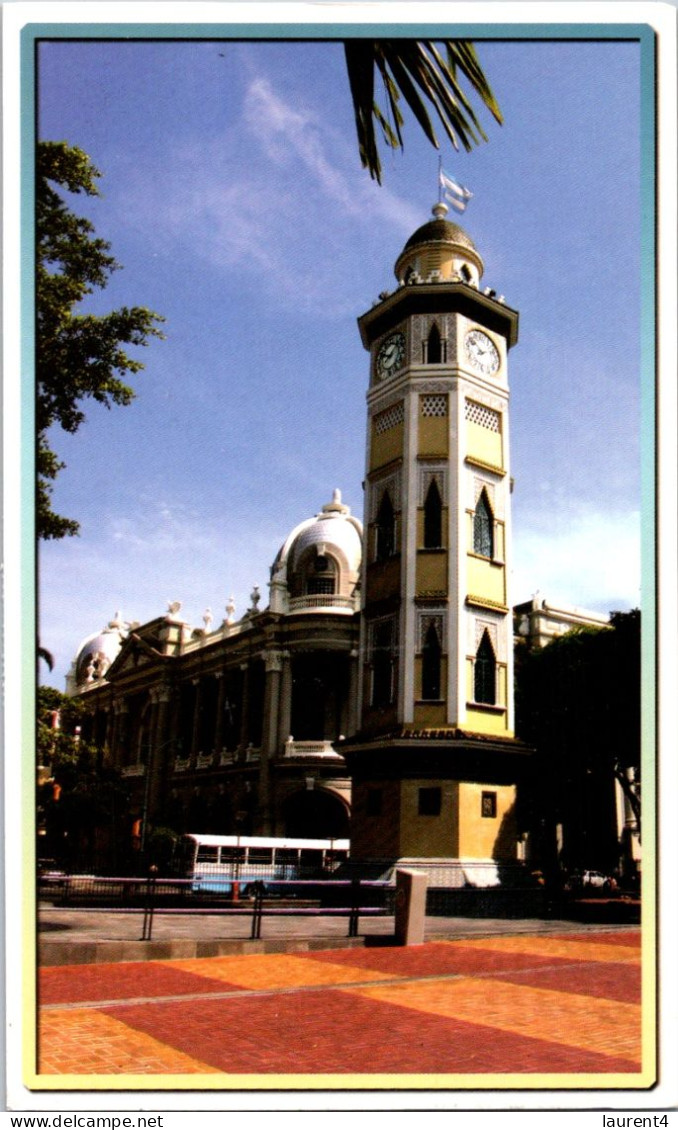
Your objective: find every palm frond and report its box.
[344,39,502,183]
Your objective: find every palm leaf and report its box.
[344,39,502,183]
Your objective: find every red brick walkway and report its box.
[35,928,648,1086]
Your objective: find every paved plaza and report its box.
[33,922,647,1086]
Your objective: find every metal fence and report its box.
[38,872,395,942]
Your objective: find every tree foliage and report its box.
[37,685,131,870]
[515,610,641,872]
[36,141,164,539]
[344,40,503,183]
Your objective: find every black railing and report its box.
[249,879,392,940]
[39,872,394,942]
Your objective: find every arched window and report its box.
[372,621,394,707]
[423,479,443,548]
[375,490,396,561]
[421,621,442,701]
[473,490,494,558]
[306,554,337,596]
[427,323,442,364]
[474,630,496,705]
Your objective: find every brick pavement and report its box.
[34,927,649,1087]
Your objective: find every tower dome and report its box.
[67,612,128,692]
[394,202,484,287]
[270,491,362,615]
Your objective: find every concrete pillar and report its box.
[189,677,202,766]
[259,649,284,834]
[213,671,227,761]
[239,663,250,750]
[278,651,293,750]
[394,868,428,946]
[147,685,172,824]
[347,648,360,736]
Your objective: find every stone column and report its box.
[147,685,172,825]
[259,649,285,834]
[189,677,202,767]
[277,651,293,751]
[347,648,360,736]
[239,663,251,751]
[114,700,130,769]
[212,671,227,762]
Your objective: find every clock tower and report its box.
[342,202,530,879]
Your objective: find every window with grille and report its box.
[474,630,497,705]
[371,620,394,707]
[465,400,501,432]
[375,490,396,561]
[306,554,337,595]
[473,490,494,558]
[374,401,404,434]
[421,620,442,700]
[423,479,443,548]
[421,394,447,417]
[426,323,442,363]
[481,791,497,818]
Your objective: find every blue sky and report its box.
[36,32,644,689]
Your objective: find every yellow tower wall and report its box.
[370,418,404,471]
[350,780,402,858]
[467,557,506,606]
[400,780,459,856]
[457,782,517,860]
[418,413,448,456]
[416,550,448,594]
[466,420,503,470]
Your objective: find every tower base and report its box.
[341,729,532,868]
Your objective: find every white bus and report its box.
[179,834,350,895]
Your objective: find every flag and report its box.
[439,168,473,213]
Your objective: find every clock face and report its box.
[376,332,405,379]
[464,329,500,376]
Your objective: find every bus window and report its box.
[299,849,322,871]
[196,845,219,864]
[325,850,347,870]
[248,848,273,866]
[220,847,246,865]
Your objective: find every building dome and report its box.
[68,612,128,691]
[394,202,484,286]
[403,217,477,255]
[270,491,363,615]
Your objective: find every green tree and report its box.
[37,686,130,871]
[343,41,502,183]
[515,610,641,877]
[36,141,164,539]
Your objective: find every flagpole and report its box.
[437,155,443,205]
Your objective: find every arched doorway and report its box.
[282,788,349,839]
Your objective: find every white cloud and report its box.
[39,495,282,689]
[512,506,642,614]
[121,69,421,316]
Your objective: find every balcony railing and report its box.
[282,739,344,760]
[288,594,356,613]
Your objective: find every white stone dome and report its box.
[69,612,128,689]
[270,491,363,615]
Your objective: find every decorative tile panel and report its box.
[465,399,501,432]
[373,401,405,435]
